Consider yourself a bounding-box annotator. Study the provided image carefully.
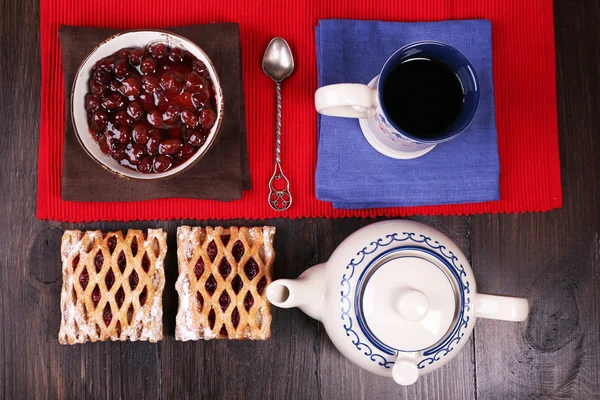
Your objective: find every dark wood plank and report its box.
[470,0,600,398]
[314,217,476,400]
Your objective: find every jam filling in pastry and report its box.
[176,226,275,340]
[59,229,166,344]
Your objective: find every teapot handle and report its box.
[473,293,529,322]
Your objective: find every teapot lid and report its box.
[357,249,457,352]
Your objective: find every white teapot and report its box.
[267,220,528,385]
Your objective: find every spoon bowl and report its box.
[262,38,295,82]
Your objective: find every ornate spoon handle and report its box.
[268,82,292,211]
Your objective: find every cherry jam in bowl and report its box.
[71,30,223,179]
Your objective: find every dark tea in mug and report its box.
[382,59,464,139]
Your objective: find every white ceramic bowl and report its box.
[72,30,224,180]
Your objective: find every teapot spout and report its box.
[267,263,327,321]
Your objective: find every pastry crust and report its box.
[59,229,166,344]
[176,226,275,340]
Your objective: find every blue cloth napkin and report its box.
[315,19,500,209]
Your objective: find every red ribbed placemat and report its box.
[38,0,561,221]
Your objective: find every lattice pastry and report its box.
[176,226,275,340]
[59,229,167,344]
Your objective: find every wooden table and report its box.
[1,0,599,398]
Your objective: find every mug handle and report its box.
[473,293,529,322]
[315,84,378,118]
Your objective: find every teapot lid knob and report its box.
[392,359,419,385]
[395,289,430,322]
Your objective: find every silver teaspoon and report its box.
[262,38,294,211]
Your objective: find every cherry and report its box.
[117,251,126,273]
[158,138,183,155]
[105,269,115,290]
[169,47,185,63]
[95,57,114,72]
[93,69,112,85]
[184,71,208,93]
[125,143,146,165]
[107,236,117,254]
[205,274,217,296]
[138,92,155,111]
[146,135,160,155]
[92,286,102,307]
[112,125,131,144]
[140,56,157,74]
[192,60,210,79]
[208,309,216,328]
[90,109,108,131]
[128,47,145,66]
[150,128,164,139]
[180,144,196,159]
[153,88,168,107]
[222,233,231,246]
[199,108,216,130]
[168,126,184,139]
[97,133,111,155]
[180,109,199,128]
[231,274,243,294]
[139,287,148,306]
[153,155,173,172]
[129,270,139,290]
[218,258,232,278]
[148,43,168,58]
[147,109,163,127]
[113,58,129,79]
[207,241,217,262]
[191,92,208,110]
[115,110,134,126]
[137,156,152,173]
[131,237,139,254]
[178,90,195,109]
[142,253,151,272]
[257,276,268,295]
[85,94,102,113]
[115,287,125,308]
[244,258,259,281]
[116,48,132,59]
[103,304,112,326]
[219,324,228,336]
[185,129,207,147]
[160,71,183,95]
[243,291,254,311]
[141,74,160,92]
[132,122,150,145]
[218,291,231,311]
[90,80,107,97]
[101,93,125,110]
[111,144,127,161]
[232,241,245,263]
[79,268,89,290]
[162,105,181,125]
[119,76,141,97]
[127,101,144,120]
[231,307,240,329]
[109,79,121,92]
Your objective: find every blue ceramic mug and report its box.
[314,41,480,159]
